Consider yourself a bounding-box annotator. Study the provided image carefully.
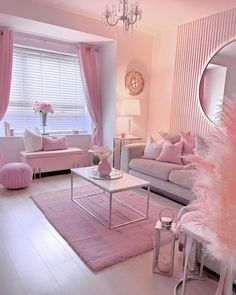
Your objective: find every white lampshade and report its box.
[120,99,141,117]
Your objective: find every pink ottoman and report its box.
[0,163,33,189]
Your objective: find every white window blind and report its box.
[2,46,91,134]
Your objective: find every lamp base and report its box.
[128,118,132,136]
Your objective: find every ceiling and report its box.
[30,0,236,34]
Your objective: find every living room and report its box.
[0,0,236,294]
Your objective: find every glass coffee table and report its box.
[71,166,150,229]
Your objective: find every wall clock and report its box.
[125,71,144,96]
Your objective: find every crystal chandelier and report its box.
[102,0,142,32]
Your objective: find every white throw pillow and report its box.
[23,129,43,152]
[143,136,164,159]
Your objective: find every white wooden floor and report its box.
[0,174,219,295]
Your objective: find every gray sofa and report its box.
[121,143,236,282]
[121,143,196,205]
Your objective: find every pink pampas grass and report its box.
[190,98,236,269]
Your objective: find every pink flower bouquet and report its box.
[33,101,54,113]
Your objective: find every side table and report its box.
[113,135,141,169]
[175,222,235,295]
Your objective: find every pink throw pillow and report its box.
[156,140,183,164]
[43,136,68,151]
[181,132,195,154]
[159,131,181,144]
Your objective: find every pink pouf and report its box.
[0,163,33,189]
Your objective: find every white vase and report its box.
[97,157,111,177]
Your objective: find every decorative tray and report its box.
[88,167,123,180]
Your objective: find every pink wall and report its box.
[115,34,153,140]
[148,29,178,140]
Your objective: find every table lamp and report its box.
[120,99,141,135]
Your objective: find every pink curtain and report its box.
[0,27,13,121]
[0,150,5,169]
[78,44,103,146]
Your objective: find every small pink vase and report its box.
[97,157,111,177]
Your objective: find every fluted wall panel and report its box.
[170,8,236,135]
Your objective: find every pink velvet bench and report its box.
[20,147,84,177]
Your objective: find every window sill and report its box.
[0,133,91,140]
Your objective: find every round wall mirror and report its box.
[199,40,236,124]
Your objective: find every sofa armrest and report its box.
[121,143,146,173]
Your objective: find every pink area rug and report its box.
[32,185,179,271]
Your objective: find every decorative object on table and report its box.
[93,145,112,177]
[89,167,123,180]
[102,0,142,32]
[121,132,126,139]
[33,101,54,135]
[120,99,141,135]
[152,208,176,276]
[125,71,144,96]
[182,97,236,294]
[4,121,10,136]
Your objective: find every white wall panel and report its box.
[170,8,236,135]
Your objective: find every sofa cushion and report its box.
[156,140,183,164]
[181,132,195,154]
[129,158,184,180]
[143,136,164,159]
[43,136,68,151]
[159,131,181,144]
[169,169,197,189]
[23,129,43,152]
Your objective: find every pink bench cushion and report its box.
[21,147,83,159]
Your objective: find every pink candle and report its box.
[158,256,171,273]
[121,132,126,139]
[9,129,15,136]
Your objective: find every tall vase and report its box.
[97,157,111,177]
[39,112,47,134]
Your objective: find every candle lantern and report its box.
[152,208,176,276]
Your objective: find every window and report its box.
[1,46,91,134]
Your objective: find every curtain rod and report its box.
[14,31,99,51]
